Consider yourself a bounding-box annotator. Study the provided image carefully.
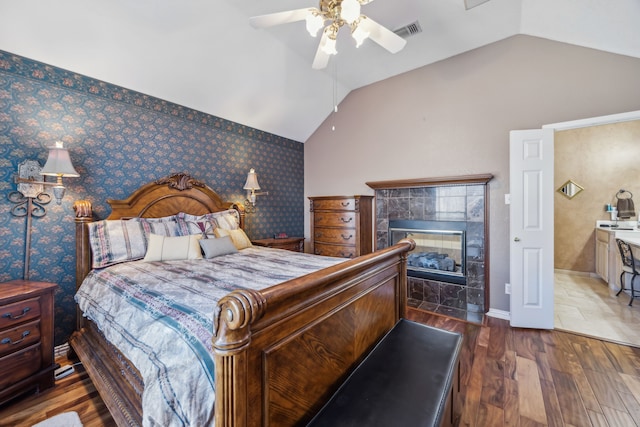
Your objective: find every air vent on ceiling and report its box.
[393,21,422,39]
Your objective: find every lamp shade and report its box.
[40,141,79,177]
[243,168,261,191]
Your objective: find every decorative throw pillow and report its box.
[199,236,238,259]
[214,228,253,250]
[143,234,203,262]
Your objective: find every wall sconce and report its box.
[14,141,80,204]
[243,168,268,212]
[8,141,80,280]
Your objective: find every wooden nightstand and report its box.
[252,237,305,253]
[0,280,58,405]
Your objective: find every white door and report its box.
[509,129,554,329]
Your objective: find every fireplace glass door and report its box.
[390,227,465,282]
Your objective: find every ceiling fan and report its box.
[249,0,407,70]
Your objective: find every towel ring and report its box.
[617,189,633,199]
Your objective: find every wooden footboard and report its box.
[212,238,414,426]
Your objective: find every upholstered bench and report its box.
[306,318,463,427]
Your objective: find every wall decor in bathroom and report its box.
[557,180,584,199]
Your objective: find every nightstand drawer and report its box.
[0,319,41,357]
[0,297,40,329]
[0,343,42,389]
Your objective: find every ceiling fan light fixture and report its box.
[351,23,369,47]
[340,0,361,24]
[305,12,325,37]
[321,36,338,55]
[320,27,338,55]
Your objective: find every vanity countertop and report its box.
[596,220,640,233]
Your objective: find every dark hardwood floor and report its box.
[2,308,640,426]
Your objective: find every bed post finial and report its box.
[74,199,93,218]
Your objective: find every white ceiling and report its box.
[0,0,639,142]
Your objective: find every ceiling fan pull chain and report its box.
[332,60,338,131]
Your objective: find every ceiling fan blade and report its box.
[249,8,312,29]
[312,31,331,70]
[358,17,407,54]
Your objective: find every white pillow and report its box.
[143,234,203,262]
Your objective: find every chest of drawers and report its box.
[309,196,373,258]
[0,280,58,405]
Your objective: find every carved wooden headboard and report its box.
[74,172,245,291]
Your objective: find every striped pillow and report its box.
[176,210,239,236]
[88,217,180,268]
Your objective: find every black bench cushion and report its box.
[307,318,463,427]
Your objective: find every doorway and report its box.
[547,111,640,345]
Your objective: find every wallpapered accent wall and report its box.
[0,50,305,345]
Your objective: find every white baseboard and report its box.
[486,308,510,321]
[554,268,598,278]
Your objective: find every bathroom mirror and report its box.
[557,180,584,199]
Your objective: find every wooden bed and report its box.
[69,172,414,427]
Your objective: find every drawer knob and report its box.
[2,306,31,320]
[1,330,30,346]
[340,217,353,223]
[340,252,354,258]
[341,234,353,240]
[341,202,350,207]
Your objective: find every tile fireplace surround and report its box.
[367,175,493,324]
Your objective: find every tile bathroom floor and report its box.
[554,270,640,347]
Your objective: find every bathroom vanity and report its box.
[595,221,640,289]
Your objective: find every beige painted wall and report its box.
[555,120,640,272]
[304,35,640,313]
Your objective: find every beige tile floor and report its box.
[554,271,640,347]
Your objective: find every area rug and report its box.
[32,411,83,427]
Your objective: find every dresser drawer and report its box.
[0,319,41,357]
[0,343,42,389]
[312,198,357,211]
[314,228,357,245]
[314,212,357,228]
[0,298,40,329]
[313,243,357,259]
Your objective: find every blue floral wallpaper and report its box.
[0,50,305,346]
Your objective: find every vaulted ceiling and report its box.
[1,0,639,142]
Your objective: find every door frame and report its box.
[505,110,640,323]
